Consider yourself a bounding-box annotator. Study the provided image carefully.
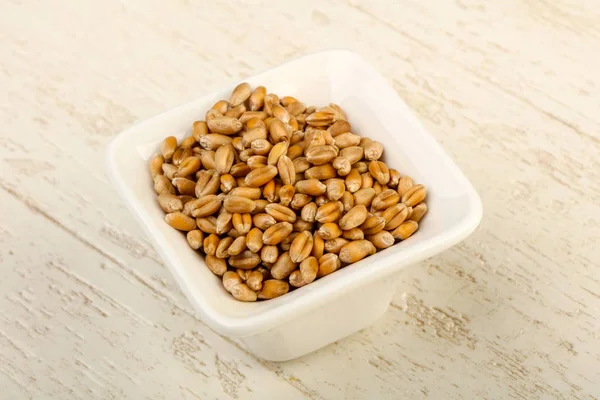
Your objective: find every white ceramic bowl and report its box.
[105,50,482,361]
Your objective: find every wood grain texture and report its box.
[1,0,599,398]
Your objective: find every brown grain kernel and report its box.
[246,270,264,291]
[317,253,341,277]
[160,136,177,160]
[210,100,229,114]
[205,109,222,121]
[279,184,294,207]
[190,195,222,217]
[267,140,289,166]
[318,222,343,240]
[248,86,266,111]
[379,202,407,230]
[227,236,247,256]
[299,257,319,283]
[290,193,312,210]
[332,157,351,176]
[238,149,253,163]
[175,156,202,178]
[312,231,325,259]
[409,203,428,223]
[228,228,244,238]
[154,175,175,195]
[274,156,294,186]
[341,191,355,213]
[306,145,338,165]
[180,135,197,148]
[315,201,343,223]
[361,172,374,189]
[360,215,386,235]
[397,176,414,197]
[172,147,192,167]
[289,270,308,288]
[230,283,257,302]
[339,146,364,165]
[315,194,328,207]
[192,121,209,141]
[353,188,377,207]
[258,280,289,299]
[252,213,276,230]
[228,250,261,269]
[149,154,165,179]
[270,252,298,280]
[401,184,426,207]
[203,233,220,255]
[196,170,220,197]
[196,216,217,234]
[186,230,205,250]
[236,268,249,281]
[240,112,268,125]
[342,227,364,240]
[247,155,268,170]
[199,150,216,170]
[391,220,419,240]
[232,213,252,234]
[368,161,390,185]
[388,169,401,188]
[271,104,290,123]
[326,178,345,201]
[353,161,368,173]
[230,162,251,178]
[286,144,304,160]
[262,180,278,203]
[223,196,256,213]
[260,245,279,263]
[264,93,279,116]
[262,222,293,245]
[280,96,299,107]
[226,103,247,119]
[220,173,237,193]
[205,255,227,277]
[304,164,337,180]
[327,120,351,137]
[242,126,268,147]
[325,238,350,254]
[286,101,306,117]
[306,111,335,127]
[289,231,314,263]
[372,189,400,211]
[157,193,183,213]
[228,82,251,106]
[253,199,269,214]
[292,156,310,173]
[269,119,290,143]
[334,132,361,149]
[361,138,384,161]
[300,202,317,222]
[339,240,376,263]
[215,211,233,235]
[345,169,362,193]
[223,271,242,292]
[295,179,327,196]
[162,163,178,180]
[178,195,195,205]
[215,237,234,258]
[265,203,297,223]
[229,187,262,200]
[250,139,272,155]
[199,134,233,151]
[171,177,196,196]
[245,227,264,253]
[338,204,368,230]
[367,231,395,249]
[293,219,313,232]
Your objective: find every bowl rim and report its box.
[105,49,482,337]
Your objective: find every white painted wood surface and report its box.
[1,0,599,398]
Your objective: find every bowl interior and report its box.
[106,50,481,336]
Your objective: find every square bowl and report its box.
[105,50,482,361]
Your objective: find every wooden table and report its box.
[1,1,598,398]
